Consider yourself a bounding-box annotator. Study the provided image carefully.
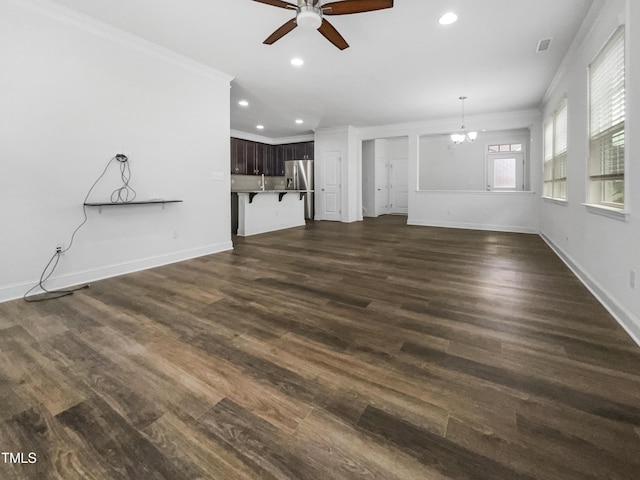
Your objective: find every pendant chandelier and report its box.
[450,96,478,144]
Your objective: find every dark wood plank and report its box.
[357,405,537,480]
[56,396,190,480]
[0,215,639,479]
[401,341,640,426]
[0,403,112,479]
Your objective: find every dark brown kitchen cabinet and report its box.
[231,138,247,174]
[274,145,285,175]
[293,142,306,159]
[288,141,314,161]
[261,143,274,175]
[230,138,314,175]
[246,141,261,174]
[304,141,314,159]
[255,142,273,175]
[284,144,295,162]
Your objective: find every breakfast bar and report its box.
[234,189,309,236]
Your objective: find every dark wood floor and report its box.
[1,215,640,479]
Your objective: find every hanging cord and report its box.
[23,154,133,302]
[111,154,137,203]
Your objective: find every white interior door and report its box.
[390,157,408,214]
[375,156,389,216]
[320,151,341,221]
[486,153,524,191]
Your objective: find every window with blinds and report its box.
[543,98,568,199]
[588,26,625,207]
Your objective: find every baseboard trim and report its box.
[407,219,538,234]
[540,232,640,347]
[0,241,233,304]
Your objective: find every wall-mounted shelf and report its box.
[84,199,182,213]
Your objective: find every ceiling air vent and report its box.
[536,38,553,53]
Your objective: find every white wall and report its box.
[0,0,233,302]
[387,137,409,161]
[411,190,538,233]
[419,129,530,191]
[540,0,640,342]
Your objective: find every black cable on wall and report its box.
[24,153,136,302]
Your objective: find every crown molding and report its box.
[542,0,616,105]
[5,0,234,84]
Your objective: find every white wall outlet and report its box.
[55,242,65,253]
[172,229,178,239]
[630,270,636,289]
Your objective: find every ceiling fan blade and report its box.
[323,0,393,15]
[318,18,349,50]
[252,0,297,10]
[263,18,298,45]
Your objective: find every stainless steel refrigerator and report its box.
[285,159,314,220]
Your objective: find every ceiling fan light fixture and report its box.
[256,0,394,50]
[297,9,322,30]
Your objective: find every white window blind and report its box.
[589,26,625,206]
[543,121,553,197]
[554,99,568,157]
[554,98,568,199]
[543,97,568,199]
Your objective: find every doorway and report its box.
[362,137,409,217]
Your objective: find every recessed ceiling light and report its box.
[256,125,265,130]
[238,100,249,107]
[439,12,458,25]
[291,58,304,67]
[295,119,304,124]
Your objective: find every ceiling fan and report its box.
[253,0,394,50]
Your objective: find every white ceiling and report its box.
[50,0,594,138]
